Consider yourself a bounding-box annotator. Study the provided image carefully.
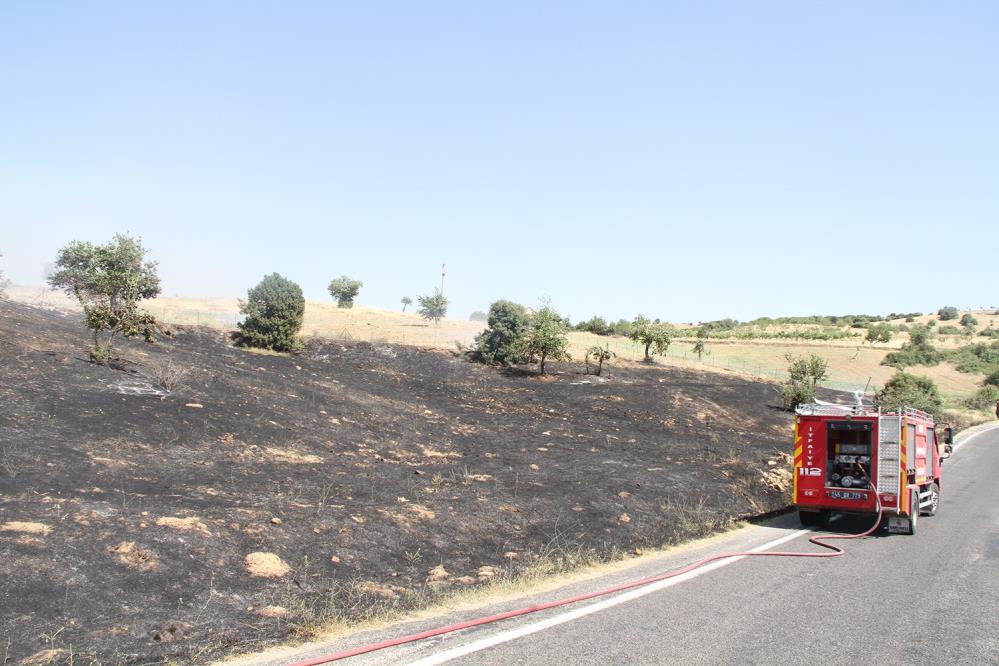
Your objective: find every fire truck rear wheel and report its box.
[798,510,829,527]
[907,490,919,535]
[921,483,939,517]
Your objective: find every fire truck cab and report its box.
[793,403,951,534]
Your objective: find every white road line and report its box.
[951,424,998,454]
[403,424,996,666]
[405,528,809,666]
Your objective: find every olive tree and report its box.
[417,289,449,323]
[48,234,161,364]
[629,315,674,361]
[236,273,305,352]
[401,296,412,312]
[523,305,570,375]
[328,275,363,308]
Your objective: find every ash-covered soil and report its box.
[0,300,794,664]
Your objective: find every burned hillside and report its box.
[0,300,792,664]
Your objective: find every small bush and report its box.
[938,325,961,335]
[474,300,530,366]
[469,311,488,322]
[964,385,999,411]
[865,323,893,344]
[235,273,305,352]
[145,357,189,392]
[985,369,999,387]
[937,306,959,321]
[780,380,815,411]
[875,372,943,415]
[779,353,827,411]
[960,313,978,328]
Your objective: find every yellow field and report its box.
[7,286,990,399]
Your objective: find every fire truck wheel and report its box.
[921,483,939,517]
[798,510,829,527]
[798,510,819,527]
[907,490,919,535]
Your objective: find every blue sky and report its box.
[1,2,996,322]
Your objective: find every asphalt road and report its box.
[239,425,999,666]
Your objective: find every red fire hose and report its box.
[289,499,883,665]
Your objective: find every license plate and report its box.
[830,490,864,500]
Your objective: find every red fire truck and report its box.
[793,403,953,534]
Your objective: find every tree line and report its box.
[43,234,451,361]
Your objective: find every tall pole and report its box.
[440,263,446,296]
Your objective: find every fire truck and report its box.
[793,403,953,534]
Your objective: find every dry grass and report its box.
[567,331,985,399]
[8,285,990,397]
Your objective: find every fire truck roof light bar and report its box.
[795,403,934,420]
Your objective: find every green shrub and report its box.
[964,385,999,411]
[235,273,305,352]
[865,323,893,344]
[937,306,959,321]
[986,369,999,387]
[780,380,815,411]
[960,314,978,328]
[938,325,961,335]
[875,372,943,415]
[779,353,827,411]
[942,342,999,374]
[576,316,612,336]
[882,324,941,368]
[474,300,530,366]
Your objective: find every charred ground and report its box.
[0,301,794,664]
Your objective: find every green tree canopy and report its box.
[629,315,674,361]
[937,306,959,321]
[48,234,161,364]
[875,372,943,415]
[236,273,305,352]
[401,296,412,312]
[865,323,893,344]
[328,275,363,308]
[417,289,449,323]
[522,305,570,374]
